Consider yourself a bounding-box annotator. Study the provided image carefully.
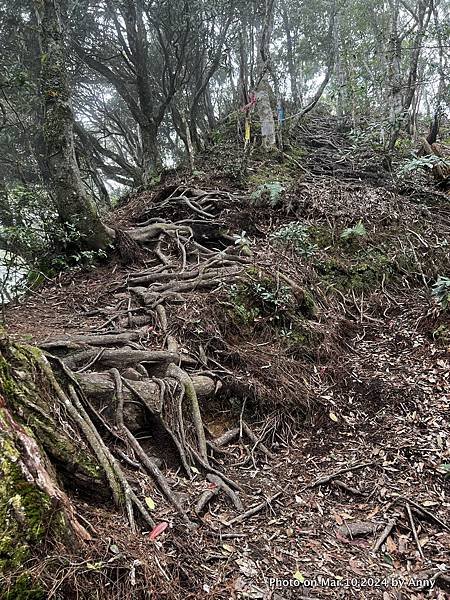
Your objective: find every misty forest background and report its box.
[0,0,449,297]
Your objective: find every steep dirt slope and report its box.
[3,118,450,599]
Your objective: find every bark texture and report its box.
[35,0,113,249]
[0,338,92,580]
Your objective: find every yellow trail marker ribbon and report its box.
[244,119,251,142]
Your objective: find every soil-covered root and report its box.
[77,370,216,437]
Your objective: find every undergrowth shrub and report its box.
[0,185,109,302]
[340,221,367,242]
[250,181,285,207]
[432,276,450,310]
[271,222,317,257]
[397,154,450,176]
[229,280,293,324]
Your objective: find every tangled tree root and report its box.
[2,186,297,590]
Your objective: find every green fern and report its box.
[271,222,317,257]
[432,276,450,310]
[250,181,284,207]
[341,221,367,241]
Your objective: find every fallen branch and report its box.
[213,427,240,447]
[332,479,363,495]
[225,492,282,526]
[406,502,425,560]
[372,517,397,552]
[307,462,374,488]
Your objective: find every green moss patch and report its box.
[1,573,46,600]
[0,414,54,572]
[226,269,318,353]
[315,248,396,292]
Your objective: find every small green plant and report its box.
[398,154,450,176]
[432,276,450,310]
[234,231,251,248]
[250,181,284,207]
[433,325,450,346]
[51,248,109,270]
[348,122,386,150]
[340,221,367,241]
[233,302,260,324]
[211,129,223,144]
[249,281,292,312]
[271,222,317,257]
[228,278,294,326]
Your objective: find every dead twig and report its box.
[395,495,450,532]
[225,491,282,526]
[74,348,105,373]
[406,502,425,560]
[242,421,274,459]
[307,462,374,488]
[332,479,363,495]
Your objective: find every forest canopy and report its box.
[0,0,448,281]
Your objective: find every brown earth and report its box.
[3,117,450,599]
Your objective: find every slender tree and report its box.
[34,0,112,248]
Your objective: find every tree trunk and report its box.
[293,9,337,122]
[34,0,113,249]
[256,0,276,149]
[386,0,403,137]
[387,0,433,150]
[335,12,346,121]
[280,0,299,104]
[140,124,161,186]
[204,86,216,130]
[256,83,276,148]
[0,338,95,579]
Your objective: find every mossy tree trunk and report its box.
[34,0,113,250]
[0,336,102,583]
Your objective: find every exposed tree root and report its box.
[122,425,192,525]
[41,331,142,349]
[206,474,244,511]
[166,363,209,464]
[242,421,275,459]
[195,488,219,514]
[64,347,196,370]
[37,356,156,529]
[1,185,282,567]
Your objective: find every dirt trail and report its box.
[4,122,450,599]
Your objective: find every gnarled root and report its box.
[166,363,208,464]
[37,354,155,530]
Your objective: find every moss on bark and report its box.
[0,344,105,496]
[0,414,55,572]
[0,335,96,588]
